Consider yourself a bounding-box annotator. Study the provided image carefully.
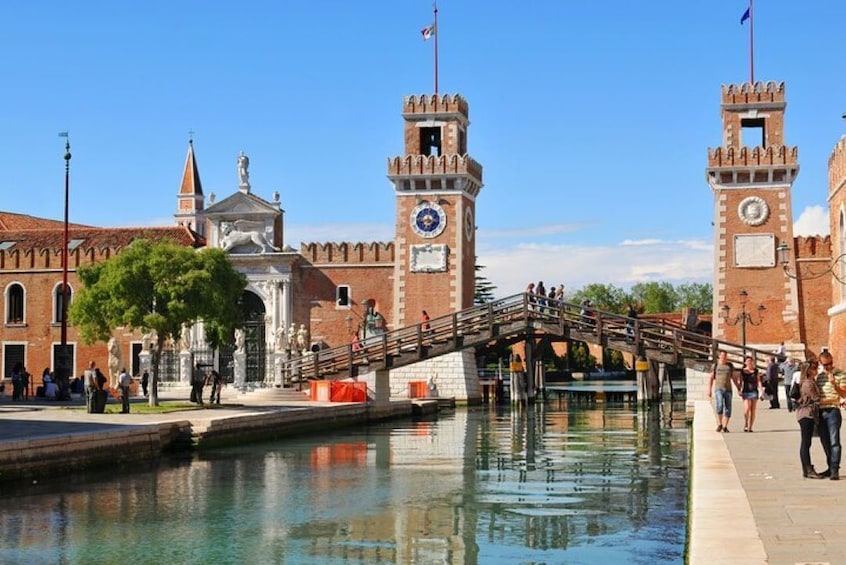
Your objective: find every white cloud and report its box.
[481,223,586,238]
[477,238,712,296]
[794,205,830,237]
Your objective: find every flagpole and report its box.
[749,0,755,84]
[433,2,439,94]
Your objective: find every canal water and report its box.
[0,403,688,564]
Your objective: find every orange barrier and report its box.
[409,380,428,398]
[310,380,331,401]
[330,381,367,402]
[310,380,366,402]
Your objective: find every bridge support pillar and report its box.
[373,369,390,406]
[636,357,662,403]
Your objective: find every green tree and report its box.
[569,283,628,314]
[676,282,713,313]
[629,282,677,314]
[70,240,247,406]
[474,261,497,305]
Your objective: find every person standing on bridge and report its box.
[708,350,740,433]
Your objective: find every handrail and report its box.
[279,293,773,383]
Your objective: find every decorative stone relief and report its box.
[738,196,769,226]
[410,244,448,272]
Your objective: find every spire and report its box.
[179,139,203,196]
[175,138,206,236]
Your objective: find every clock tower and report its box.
[706,81,802,349]
[387,94,483,326]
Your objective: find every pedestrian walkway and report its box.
[691,393,846,565]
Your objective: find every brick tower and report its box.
[828,139,846,364]
[174,139,205,236]
[706,81,802,351]
[387,94,483,326]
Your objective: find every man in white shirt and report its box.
[118,368,132,414]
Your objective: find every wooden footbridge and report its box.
[283,293,772,385]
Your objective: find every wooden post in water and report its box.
[635,357,649,403]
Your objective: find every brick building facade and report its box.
[0,93,483,392]
[708,81,844,366]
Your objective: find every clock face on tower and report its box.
[410,202,446,238]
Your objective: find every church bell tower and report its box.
[706,81,802,349]
[387,94,483,326]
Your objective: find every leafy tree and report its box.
[629,282,677,314]
[568,283,628,314]
[474,261,497,305]
[70,240,247,406]
[675,282,713,313]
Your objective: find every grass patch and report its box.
[61,402,211,414]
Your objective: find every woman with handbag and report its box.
[795,361,825,479]
[740,356,763,432]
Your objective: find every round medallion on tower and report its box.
[738,196,769,226]
[411,201,446,238]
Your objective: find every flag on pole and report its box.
[740,7,751,25]
[421,23,435,41]
[58,131,69,138]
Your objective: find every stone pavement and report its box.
[691,392,846,565]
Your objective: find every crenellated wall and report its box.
[0,246,121,271]
[387,154,483,183]
[299,242,395,264]
[721,81,786,104]
[707,146,798,168]
[402,93,468,118]
[829,137,846,196]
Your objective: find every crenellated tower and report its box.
[706,81,802,350]
[387,94,483,326]
[828,137,846,363]
[174,139,205,236]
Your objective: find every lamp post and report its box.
[719,289,765,356]
[777,241,846,283]
[56,133,73,389]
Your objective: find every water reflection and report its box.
[0,403,687,564]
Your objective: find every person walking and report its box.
[782,357,799,412]
[764,356,781,409]
[191,363,206,406]
[707,350,740,432]
[739,356,763,432]
[84,361,97,414]
[816,350,846,480]
[795,361,825,479]
[208,369,224,405]
[118,368,131,414]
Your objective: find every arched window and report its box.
[6,283,24,324]
[53,283,73,324]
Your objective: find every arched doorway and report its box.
[242,291,266,383]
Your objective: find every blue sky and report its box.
[1,1,844,296]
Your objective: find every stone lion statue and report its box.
[219,220,278,254]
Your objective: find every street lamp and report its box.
[720,289,766,356]
[56,132,73,389]
[777,241,846,283]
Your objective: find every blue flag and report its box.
[740,7,750,25]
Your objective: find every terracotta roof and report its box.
[0,211,94,231]
[0,226,205,251]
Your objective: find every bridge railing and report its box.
[281,292,773,384]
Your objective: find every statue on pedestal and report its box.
[288,322,297,352]
[180,324,192,352]
[107,337,122,387]
[234,328,245,354]
[296,324,309,354]
[237,151,250,189]
[274,325,286,353]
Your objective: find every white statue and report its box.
[296,324,309,352]
[219,220,278,254]
[234,328,246,354]
[142,330,153,351]
[180,324,192,352]
[237,151,250,187]
[288,322,297,351]
[275,326,287,353]
[107,337,122,387]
